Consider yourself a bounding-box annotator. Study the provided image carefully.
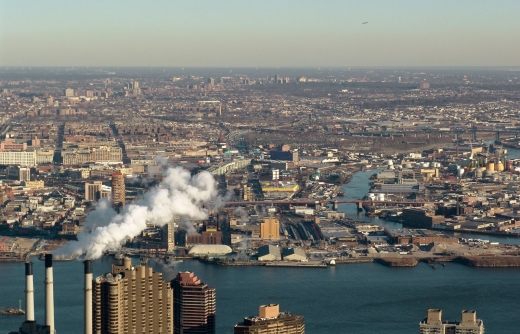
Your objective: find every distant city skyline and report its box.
[1,1,520,67]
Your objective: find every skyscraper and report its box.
[93,258,173,334]
[172,271,216,334]
[111,172,125,208]
[419,309,484,334]
[234,304,305,334]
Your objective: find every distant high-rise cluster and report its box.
[420,309,484,334]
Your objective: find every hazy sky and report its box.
[1,0,520,67]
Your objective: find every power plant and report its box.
[84,260,92,334]
[10,255,55,334]
[44,255,55,334]
[10,256,175,334]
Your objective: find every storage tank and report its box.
[432,162,441,168]
[367,193,376,200]
[457,168,465,177]
[422,162,430,168]
[486,162,495,172]
[479,167,487,172]
[376,193,385,201]
[496,161,504,172]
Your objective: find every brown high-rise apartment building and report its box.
[111,171,125,208]
[234,304,305,334]
[260,217,280,240]
[172,271,216,334]
[93,258,173,334]
[85,181,103,201]
[419,309,484,334]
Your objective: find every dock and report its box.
[264,261,327,268]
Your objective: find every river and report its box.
[2,150,520,333]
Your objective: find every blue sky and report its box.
[1,0,519,67]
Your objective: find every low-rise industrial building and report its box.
[282,248,307,261]
[257,245,281,261]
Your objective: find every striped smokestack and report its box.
[45,254,55,334]
[25,262,35,322]
[84,260,93,334]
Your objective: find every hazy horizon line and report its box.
[2,65,520,70]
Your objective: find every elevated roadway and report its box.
[224,199,441,210]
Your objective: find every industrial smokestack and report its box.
[25,262,35,322]
[45,254,55,334]
[84,260,92,334]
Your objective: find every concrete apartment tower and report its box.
[234,304,305,334]
[111,172,125,208]
[419,309,484,334]
[84,181,103,202]
[172,271,216,334]
[92,258,173,334]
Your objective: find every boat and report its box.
[337,191,346,197]
[1,301,25,316]
[0,307,25,315]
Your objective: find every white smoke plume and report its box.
[150,257,181,281]
[233,206,249,224]
[56,167,218,260]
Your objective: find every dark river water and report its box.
[2,149,520,333]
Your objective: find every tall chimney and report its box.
[45,254,55,334]
[25,262,35,322]
[84,260,93,334]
